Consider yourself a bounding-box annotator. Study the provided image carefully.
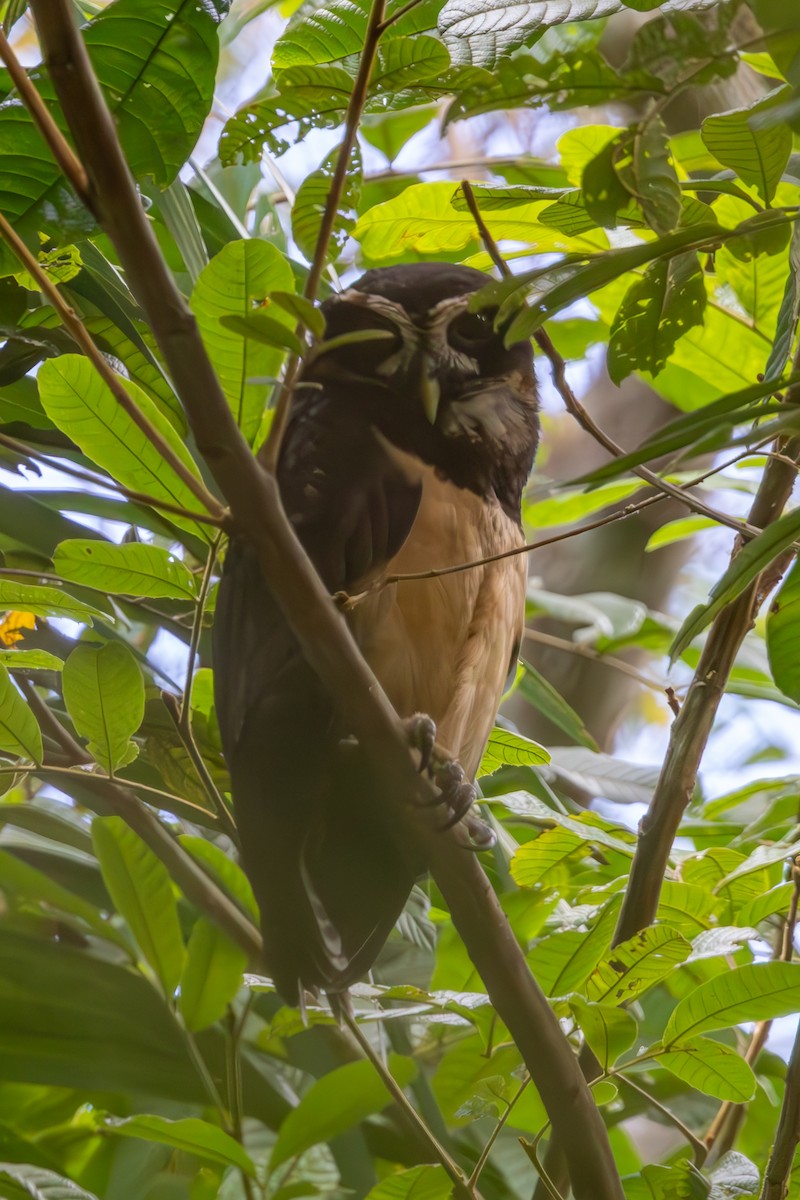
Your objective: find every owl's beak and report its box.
[420,360,441,425]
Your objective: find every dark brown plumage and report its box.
[213,263,539,1003]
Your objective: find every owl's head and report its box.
[304,263,539,516]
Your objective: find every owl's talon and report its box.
[403,713,437,774]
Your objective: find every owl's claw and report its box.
[403,713,495,849]
[402,713,437,774]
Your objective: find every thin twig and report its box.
[522,628,669,695]
[460,180,762,540]
[616,1073,707,1165]
[468,1075,530,1189]
[0,211,224,522]
[180,535,221,727]
[262,0,389,472]
[340,999,473,1196]
[162,690,239,846]
[0,430,226,527]
[759,860,800,1200]
[377,0,426,31]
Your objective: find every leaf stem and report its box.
[162,688,239,846]
[468,1075,529,1189]
[339,998,474,1196]
[615,1072,707,1165]
[262,0,389,472]
[0,430,226,527]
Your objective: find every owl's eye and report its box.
[447,310,497,351]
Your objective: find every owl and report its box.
[213,263,539,1003]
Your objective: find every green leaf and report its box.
[37,356,209,544]
[83,0,226,187]
[179,918,247,1031]
[271,1057,417,1167]
[105,1114,255,1175]
[582,134,630,229]
[607,253,706,383]
[268,290,326,338]
[292,145,362,265]
[0,650,63,672]
[364,1166,452,1200]
[62,643,144,773]
[0,665,42,763]
[178,834,259,921]
[372,35,451,93]
[0,580,105,625]
[763,223,800,380]
[767,556,800,702]
[587,926,691,1004]
[663,962,800,1045]
[518,661,599,749]
[218,313,304,356]
[92,815,185,995]
[0,1164,101,1200]
[480,222,722,343]
[274,0,371,67]
[360,105,438,163]
[54,540,198,601]
[618,117,681,235]
[701,86,793,203]
[220,65,354,163]
[478,727,550,776]
[568,996,637,1070]
[190,241,295,444]
[656,1037,757,1102]
[646,516,716,551]
[0,846,130,947]
[671,507,800,661]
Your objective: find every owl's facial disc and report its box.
[329,289,495,424]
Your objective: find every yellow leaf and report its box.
[0,611,36,646]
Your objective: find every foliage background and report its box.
[0,0,799,1198]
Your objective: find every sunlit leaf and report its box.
[54,540,198,601]
[37,356,209,544]
[587,926,691,1004]
[663,962,800,1045]
[655,1037,757,1102]
[62,643,144,773]
[701,85,793,203]
[478,726,550,776]
[191,240,295,444]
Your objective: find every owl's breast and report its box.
[349,449,526,777]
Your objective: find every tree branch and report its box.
[15,682,261,958]
[27,9,624,1197]
[614,420,800,944]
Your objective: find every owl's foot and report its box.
[402,714,496,850]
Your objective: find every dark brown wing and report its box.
[213,385,422,1001]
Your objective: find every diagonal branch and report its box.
[0,210,224,521]
[459,181,760,539]
[26,9,624,1198]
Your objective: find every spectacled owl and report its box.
[213,262,539,1003]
